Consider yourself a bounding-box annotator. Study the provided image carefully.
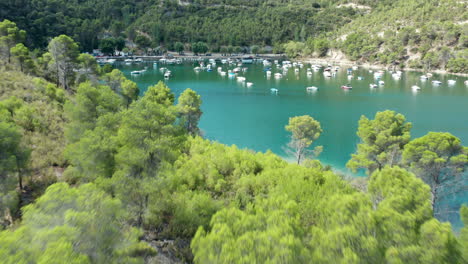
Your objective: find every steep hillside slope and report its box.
[334,0,467,72]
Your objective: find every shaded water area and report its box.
[116,60,468,229]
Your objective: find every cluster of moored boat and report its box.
[193,59,255,87]
[127,57,467,94]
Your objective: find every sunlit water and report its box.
[116,60,468,229]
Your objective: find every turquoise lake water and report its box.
[116,60,468,228]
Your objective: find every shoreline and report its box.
[301,57,468,77]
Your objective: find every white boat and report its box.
[347,75,353,79]
[379,80,385,85]
[306,86,318,92]
[228,72,236,78]
[164,71,171,78]
[217,67,222,72]
[352,66,358,70]
[392,73,401,80]
[427,73,433,77]
[324,71,332,78]
[135,58,143,62]
[420,75,428,80]
[357,76,364,80]
[370,84,378,89]
[411,85,421,91]
[270,88,278,94]
[307,71,312,76]
[465,80,468,86]
[448,80,456,85]
[130,70,141,75]
[432,80,442,85]
[221,59,228,64]
[266,70,272,76]
[237,76,246,82]
[220,71,227,76]
[246,82,253,87]
[274,73,283,79]
[294,68,299,73]
[233,67,241,73]
[106,59,116,64]
[194,67,201,71]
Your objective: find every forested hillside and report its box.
[1,0,467,72]
[334,0,468,72]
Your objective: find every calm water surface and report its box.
[116,61,468,227]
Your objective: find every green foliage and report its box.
[0,122,27,226]
[104,69,140,107]
[285,115,323,164]
[192,42,209,55]
[283,41,307,58]
[65,81,123,142]
[111,81,186,225]
[347,110,412,174]
[0,182,155,263]
[177,88,202,136]
[447,57,468,73]
[0,70,66,190]
[10,43,34,73]
[174,42,184,54]
[135,35,151,49]
[402,132,468,211]
[461,206,468,262]
[192,196,307,263]
[47,35,79,90]
[0,19,26,63]
[99,37,125,55]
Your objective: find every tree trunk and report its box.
[16,159,23,190]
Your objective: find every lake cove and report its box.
[117,60,468,171]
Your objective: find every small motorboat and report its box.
[448,80,456,85]
[237,76,246,82]
[306,86,318,92]
[411,85,421,91]
[220,71,227,76]
[341,85,352,90]
[370,84,378,89]
[270,88,278,94]
[246,82,253,87]
[432,80,442,85]
[357,76,364,80]
[130,70,141,75]
[379,80,385,85]
[274,73,283,79]
[420,75,428,80]
[164,71,171,78]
